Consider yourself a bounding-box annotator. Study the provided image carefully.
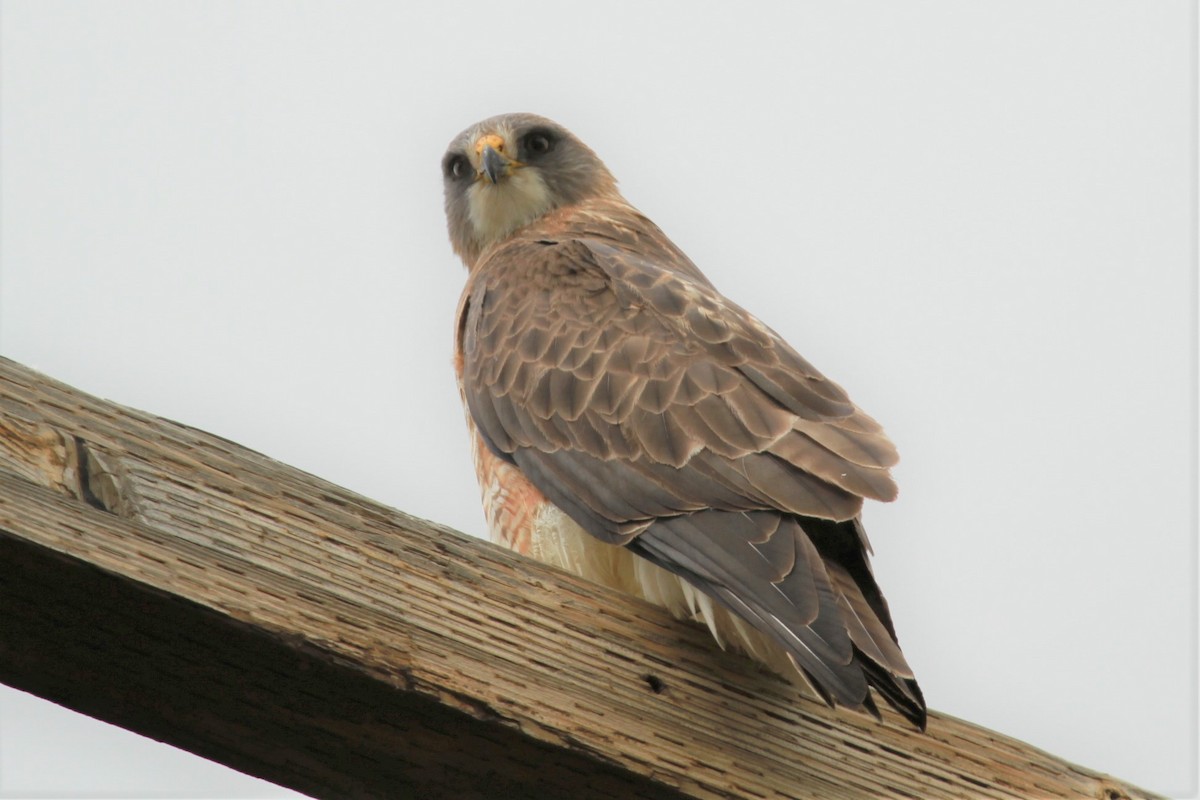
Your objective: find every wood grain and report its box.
[0,357,1161,800]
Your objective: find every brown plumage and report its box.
[443,113,925,729]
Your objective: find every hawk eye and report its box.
[445,155,469,180]
[524,131,555,156]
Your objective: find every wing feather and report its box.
[460,223,924,727]
[793,417,899,469]
[769,432,898,502]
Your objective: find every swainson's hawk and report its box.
[443,112,925,729]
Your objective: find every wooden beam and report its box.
[0,357,1162,800]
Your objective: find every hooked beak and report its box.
[474,133,515,184]
[481,145,507,184]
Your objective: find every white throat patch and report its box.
[466,168,554,250]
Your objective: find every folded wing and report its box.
[461,234,925,728]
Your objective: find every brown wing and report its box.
[460,232,924,727]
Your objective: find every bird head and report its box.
[442,113,618,269]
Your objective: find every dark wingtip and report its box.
[905,678,928,731]
[857,653,927,731]
[795,652,925,731]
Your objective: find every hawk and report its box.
[443,112,925,729]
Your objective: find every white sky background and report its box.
[0,1,1194,797]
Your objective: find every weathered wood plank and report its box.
[0,357,1161,800]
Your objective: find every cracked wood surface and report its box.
[0,357,1161,800]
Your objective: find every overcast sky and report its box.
[0,1,1195,797]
